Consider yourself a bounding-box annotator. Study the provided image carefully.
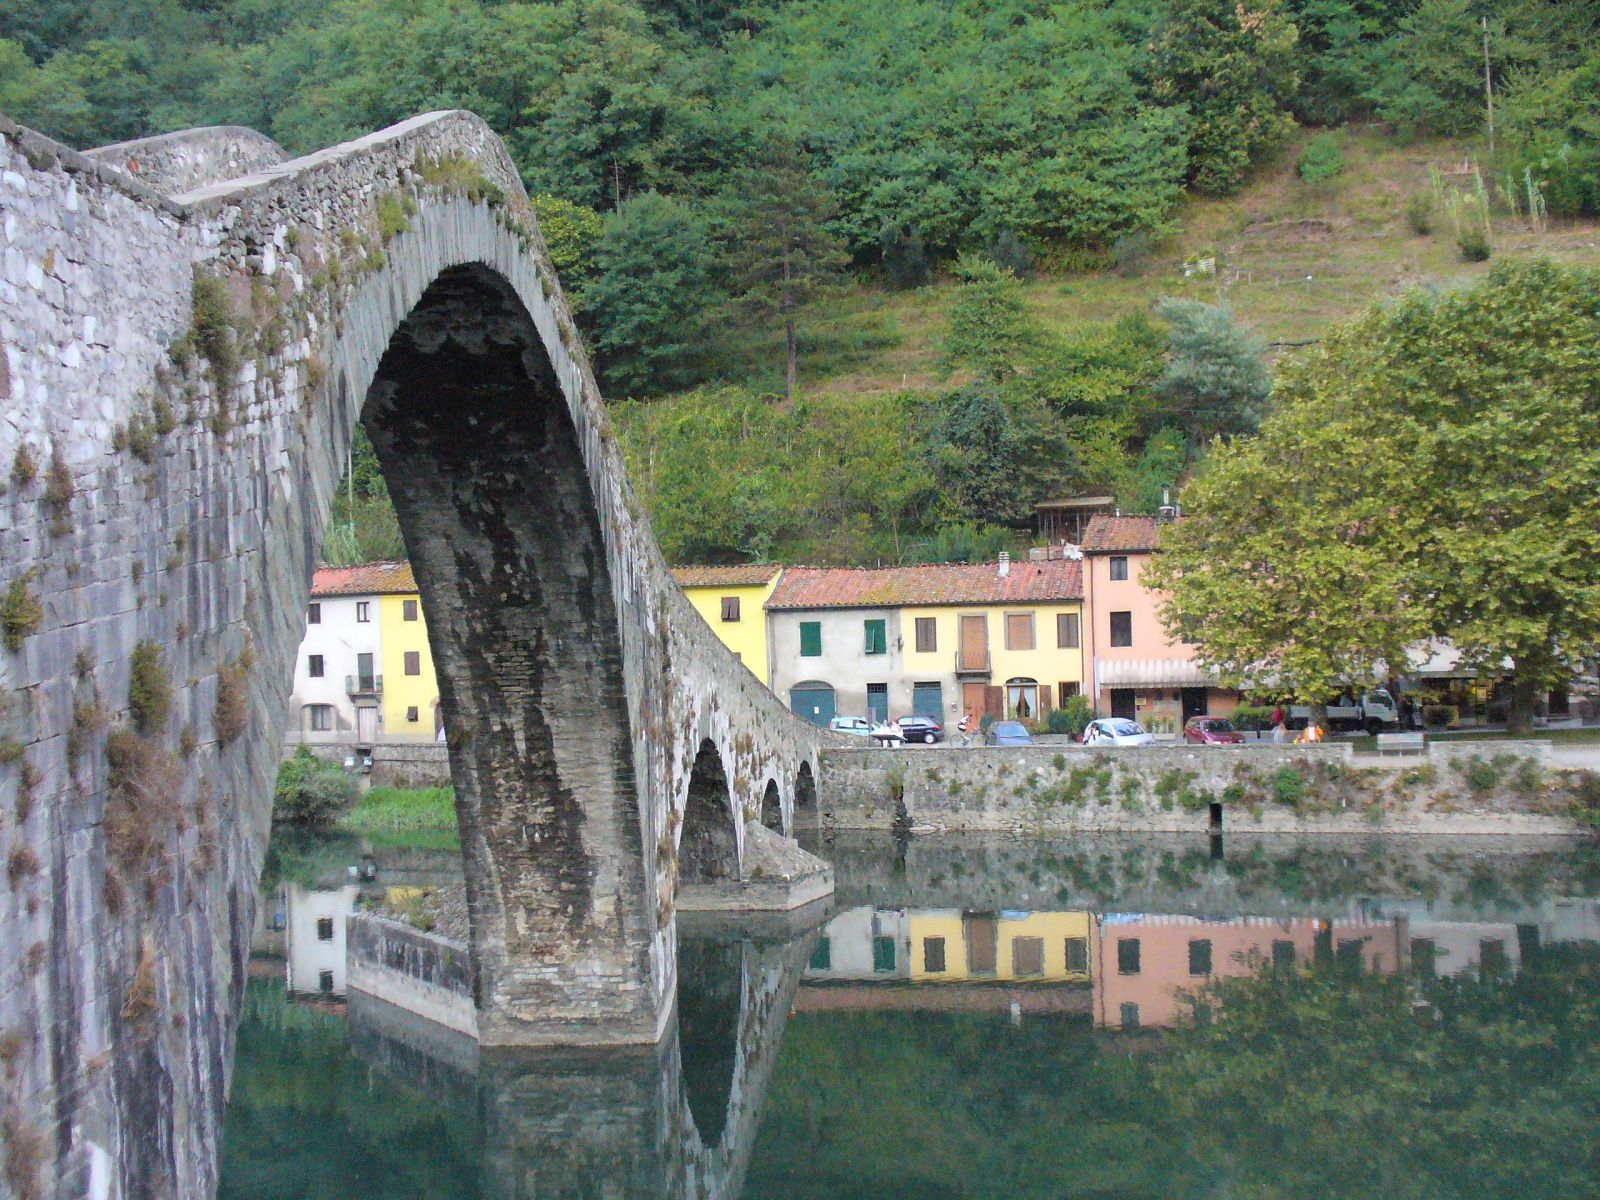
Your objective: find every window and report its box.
[307,602,321,624]
[1005,612,1035,651]
[357,652,375,689]
[873,935,897,973]
[799,621,822,657]
[316,917,334,942]
[1058,682,1080,708]
[1188,938,1213,976]
[1117,937,1141,975]
[1273,940,1297,969]
[915,617,937,653]
[1120,1002,1141,1029]
[720,596,740,622]
[406,706,419,723]
[1336,938,1366,968]
[308,654,324,678]
[864,618,887,656]
[1480,938,1508,978]
[1013,936,1044,977]
[318,969,335,994]
[1006,678,1038,721]
[1410,937,1436,977]
[1109,611,1133,647]
[1065,936,1089,973]
[404,650,421,676]
[356,601,371,623]
[1110,555,1129,581]
[924,936,946,973]
[307,705,333,732]
[1056,612,1080,648]
[809,937,832,971]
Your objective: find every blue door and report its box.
[913,682,944,719]
[791,682,836,728]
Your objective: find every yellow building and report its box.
[378,568,441,741]
[908,909,1095,981]
[670,565,782,685]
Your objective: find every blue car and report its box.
[985,720,1034,746]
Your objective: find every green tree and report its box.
[1147,0,1302,195]
[1366,0,1485,139]
[926,387,1076,530]
[941,255,1041,386]
[1148,260,1600,730]
[716,138,848,402]
[1154,298,1272,441]
[582,191,715,397]
[531,193,605,296]
[1500,49,1600,217]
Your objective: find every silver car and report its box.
[1083,718,1155,747]
[828,715,874,738]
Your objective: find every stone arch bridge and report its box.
[0,112,832,1198]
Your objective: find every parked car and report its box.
[985,720,1034,746]
[1184,716,1245,745]
[896,715,944,744]
[1082,718,1154,747]
[828,715,873,737]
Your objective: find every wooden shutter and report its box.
[959,614,988,669]
[800,622,821,656]
[915,617,937,653]
[1005,612,1034,650]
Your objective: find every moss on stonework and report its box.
[128,640,172,735]
[2,571,42,653]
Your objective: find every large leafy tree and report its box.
[1154,298,1272,441]
[1146,0,1302,195]
[1148,259,1600,729]
[941,255,1042,386]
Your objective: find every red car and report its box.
[1184,717,1244,745]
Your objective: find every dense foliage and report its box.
[1148,258,1600,729]
[272,746,357,826]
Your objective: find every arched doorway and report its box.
[681,739,738,883]
[760,779,782,832]
[789,681,836,728]
[793,761,818,824]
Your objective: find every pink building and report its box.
[1081,514,1237,731]
[1091,914,1405,1029]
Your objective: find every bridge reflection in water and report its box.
[226,828,1600,1199]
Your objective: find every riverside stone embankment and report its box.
[817,741,1596,835]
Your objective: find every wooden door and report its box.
[958,614,988,671]
[962,682,989,721]
[356,706,378,744]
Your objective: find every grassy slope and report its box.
[747,129,1600,400]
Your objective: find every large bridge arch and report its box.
[0,110,832,1198]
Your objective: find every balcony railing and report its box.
[346,674,383,696]
[954,649,990,675]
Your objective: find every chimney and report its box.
[1158,487,1179,523]
[997,551,1011,578]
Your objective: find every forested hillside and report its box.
[5,0,1596,564]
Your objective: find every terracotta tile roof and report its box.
[671,564,782,588]
[311,561,417,597]
[1081,515,1163,553]
[767,560,1082,611]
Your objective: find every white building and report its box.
[285,562,404,747]
[284,883,360,996]
[803,905,911,981]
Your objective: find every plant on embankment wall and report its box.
[2,570,43,653]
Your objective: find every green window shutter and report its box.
[873,936,897,973]
[864,618,887,655]
[800,621,822,657]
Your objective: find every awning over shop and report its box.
[1095,658,1219,688]
[1402,641,1512,680]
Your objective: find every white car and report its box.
[1083,718,1155,747]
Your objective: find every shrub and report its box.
[189,273,240,391]
[1571,771,1600,826]
[987,229,1035,278]
[10,445,38,489]
[1297,133,1345,184]
[104,727,182,870]
[1048,695,1094,737]
[879,224,931,289]
[1231,704,1274,732]
[1422,704,1458,728]
[2,571,43,653]
[128,641,172,734]
[213,661,248,744]
[1459,754,1499,793]
[1272,765,1305,807]
[1405,193,1435,236]
[1110,230,1156,277]
[6,846,39,889]
[1457,227,1491,262]
[273,746,357,827]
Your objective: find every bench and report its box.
[1374,731,1425,756]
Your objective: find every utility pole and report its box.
[1483,17,1495,157]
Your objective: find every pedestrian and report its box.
[1271,703,1287,745]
